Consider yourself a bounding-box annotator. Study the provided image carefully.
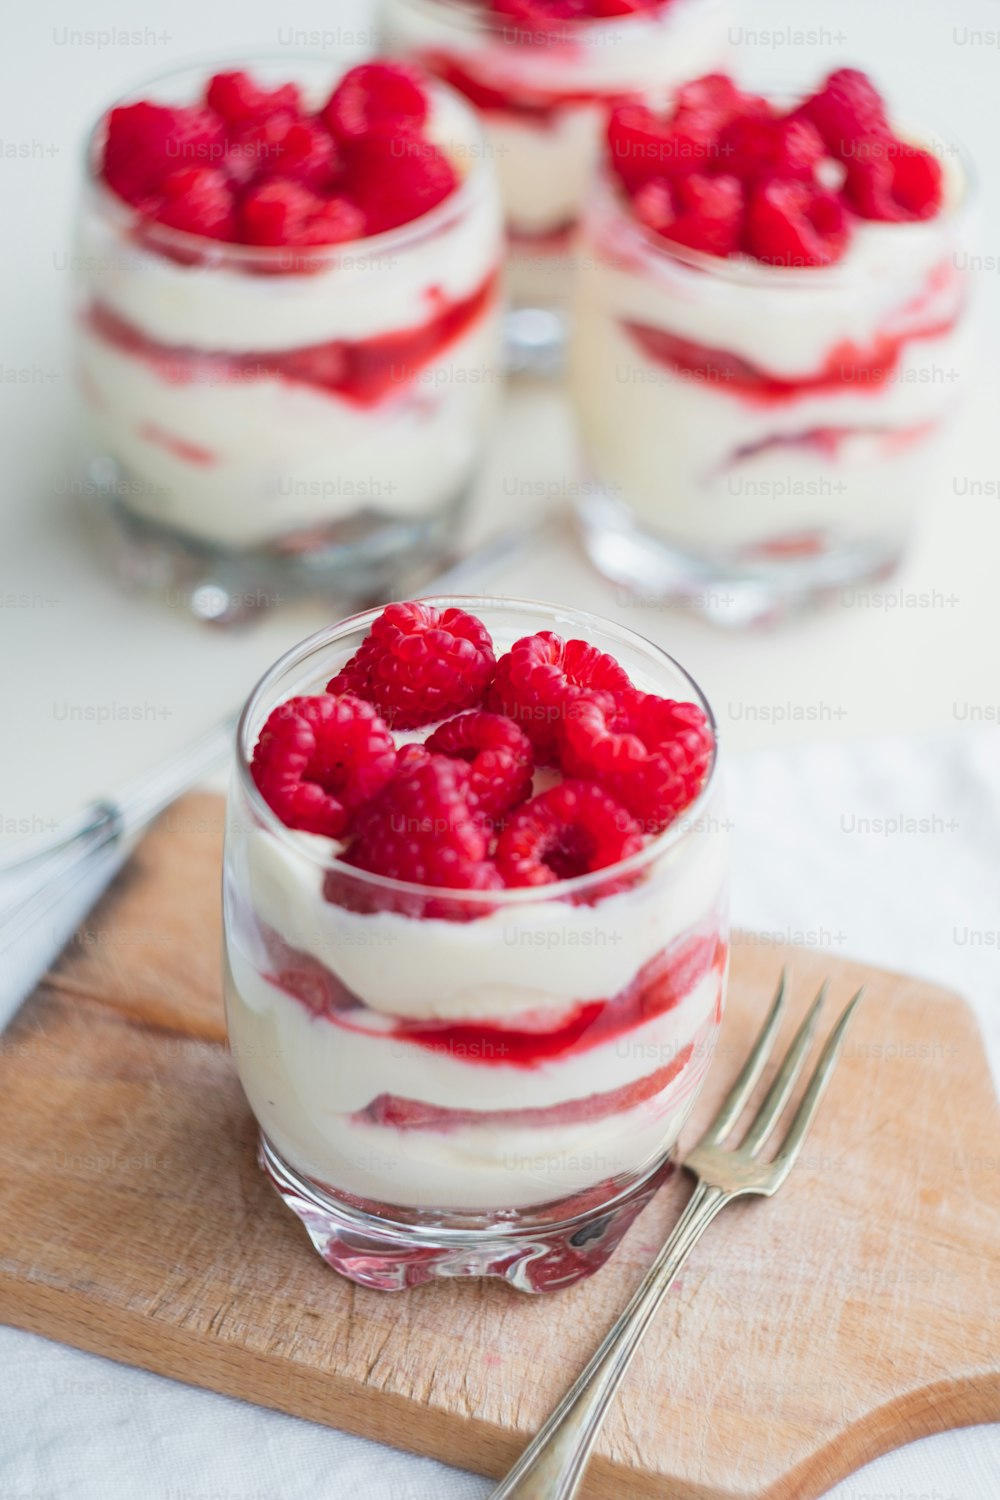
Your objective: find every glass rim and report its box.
[589,105,977,289]
[81,50,495,267]
[234,593,721,906]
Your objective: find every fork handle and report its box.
[489,1181,729,1500]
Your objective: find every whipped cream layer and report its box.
[570,168,972,551]
[77,311,501,547]
[384,0,729,242]
[241,812,727,1018]
[227,952,722,1208]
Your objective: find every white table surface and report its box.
[2,0,999,1495]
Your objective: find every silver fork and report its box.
[488,971,864,1500]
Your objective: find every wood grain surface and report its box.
[1,791,998,1499]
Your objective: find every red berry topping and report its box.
[239,179,363,247]
[227,114,340,191]
[328,602,496,730]
[495,781,643,887]
[322,62,429,143]
[205,70,302,126]
[342,135,458,235]
[842,139,943,222]
[103,102,226,205]
[745,179,849,267]
[717,115,825,183]
[486,632,632,761]
[562,690,713,832]
[347,752,501,890]
[798,68,889,158]
[425,711,535,818]
[674,74,771,132]
[636,173,744,256]
[251,693,397,839]
[149,168,236,240]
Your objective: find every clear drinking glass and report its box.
[569,129,975,626]
[224,597,729,1292]
[382,0,729,367]
[73,58,505,621]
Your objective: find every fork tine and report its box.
[699,968,789,1147]
[739,980,828,1156]
[766,987,865,1187]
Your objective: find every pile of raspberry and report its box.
[100,63,458,248]
[251,601,713,903]
[607,70,944,268]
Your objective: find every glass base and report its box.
[504,306,567,378]
[85,456,468,625]
[578,489,905,629]
[259,1134,674,1293]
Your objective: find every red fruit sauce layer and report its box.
[266,925,725,1068]
[355,1018,714,1133]
[85,266,498,409]
[622,302,961,405]
[418,52,632,125]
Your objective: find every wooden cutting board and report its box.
[1,791,998,1499]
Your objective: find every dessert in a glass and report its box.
[569,71,974,624]
[224,596,728,1291]
[74,59,504,619]
[382,0,729,359]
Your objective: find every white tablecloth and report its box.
[3,725,998,1499]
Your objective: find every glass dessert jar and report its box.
[569,82,975,625]
[382,0,729,362]
[73,58,504,619]
[224,597,728,1291]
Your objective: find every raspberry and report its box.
[486,632,631,761]
[341,135,458,235]
[103,102,226,205]
[227,113,340,191]
[251,693,397,838]
[674,74,771,130]
[608,81,770,192]
[328,602,496,730]
[425,711,535,819]
[842,138,943,222]
[149,168,236,240]
[322,62,429,143]
[717,115,825,183]
[205,70,302,126]
[636,173,744,257]
[495,781,643,887]
[797,69,889,158]
[239,179,363,247]
[562,689,713,832]
[608,104,697,189]
[346,753,500,890]
[745,179,848,267]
